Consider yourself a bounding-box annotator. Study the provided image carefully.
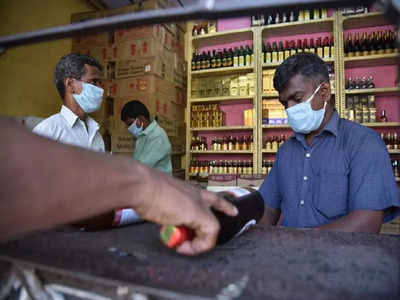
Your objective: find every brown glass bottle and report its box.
[380,109,388,122]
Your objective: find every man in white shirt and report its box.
[33,53,105,152]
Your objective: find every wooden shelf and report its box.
[262,124,291,129]
[262,93,279,98]
[191,126,254,131]
[262,57,334,68]
[190,150,253,154]
[190,95,254,103]
[345,87,400,95]
[388,150,400,154]
[191,66,254,77]
[364,122,400,128]
[192,28,253,41]
[261,17,334,36]
[344,53,400,68]
[262,150,278,154]
[343,12,391,29]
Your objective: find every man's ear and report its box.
[65,78,75,94]
[321,82,331,102]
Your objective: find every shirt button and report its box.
[306,153,311,158]
[300,200,305,205]
[303,176,308,181]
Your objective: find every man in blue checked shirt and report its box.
[121,100,172,175]
[259,53,400,233]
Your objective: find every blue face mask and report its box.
[286,84,326,134]
[72,82,104,113]
[128,120,143,137]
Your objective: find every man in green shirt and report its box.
[121,100,172,175]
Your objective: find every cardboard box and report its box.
[114,38,166,61]
[115,24,165,44]
[237,174,266,187]
[111,129,135,153]
[112,75,175,98]
[115,58,173,80]
[208,175,237,186]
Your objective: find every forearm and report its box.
[317,210,383,233]
[0,120,149,240]
[259,204,281,226]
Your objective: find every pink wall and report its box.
[217,17,251,32]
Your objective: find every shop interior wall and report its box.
[0,0,96,117]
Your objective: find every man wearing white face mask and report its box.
[259,53,399,233]
[121,100,172,175]
[33,54,105,152]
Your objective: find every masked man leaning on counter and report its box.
[259,53,400,233]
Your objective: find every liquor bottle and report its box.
[309,38,316,54]
[211,50,217,68]
[330,36,335,57]
[228,135,234,151]
[391,31,398,53]
[384,31,393,54]
[278,41,285,61]
[275,12,281,24]
[250,45,254,66]
[376,31,385,55]
[192,25,199,36]
[361,32,368,56]
[76,208,143,230]
[248,161,253,174]
[200,22,207,35]
[284,40,291,58]
[262,42,266,63]
[297,39,303,53]
[303,38,309,53]
[353,32,361,56]
[222,48,227,67]
[344,33,352,57]
[368,32,376,55]
[298,10,304,21]
[262,160,267,174]
[354,77,361,89]
[223,136,228,151]
[272,136,279,152]
[379,109,388,122]
[235,136,240,150]
[191,50,197,71]
[216,50,222,68]
[290,40,297,56]
[289,10,295,22]
[323,36,330,58]
[266,136,272,150]
[242,135,248,150]
[160,188,265,248]
[205,51,211,69]
[233,47,239,67]
[313,8,320,20]
[304,9,310,20]
[272,42,279,63]
[245,45,251,66]
[321,8,328,18]
[360,76,368,89]
[267,13,274,25]
[282,12,288,23]
[316,37,324,58]
[394,133,399,150]
[239,46,245,67]
[249,135,254,151]
[265,42,272,63]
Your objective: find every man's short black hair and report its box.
[273,53,330,93]
[121,100,150,121]
[55,53,103,99]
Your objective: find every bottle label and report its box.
[226,187,252,198]
[234,219,257,238]
[113,208,142,227]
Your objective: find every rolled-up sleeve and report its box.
[348,132,400,222]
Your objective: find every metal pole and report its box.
[0,0,375,49]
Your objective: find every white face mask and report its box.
[72,82,104,113]
[286,84,326,134]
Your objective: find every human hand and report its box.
[134,166,238,255]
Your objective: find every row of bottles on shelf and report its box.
[191,104,225,128]
[191,46,254,71]
[262,37,334,63]
[191,135,254,151]
[261,160,275,175]
[192,21,217,36]
[392,160,400,179]
[344,31,398,57]
[345,76,375,90]
[191,73,255,99]
[344,94,378,123]
[340,6,370,16]
[381,132,400,150]
[251,8,329,26]
[264,135,290,152]
[190,160,254,176]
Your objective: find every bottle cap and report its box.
[160,225,194,248]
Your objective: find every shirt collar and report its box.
[60,105,79,128]
[141,120,157,136]
[60,105,99,131]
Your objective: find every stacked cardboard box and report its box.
[262,99,288,125]
[71,0,187,159]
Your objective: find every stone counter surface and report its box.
[0,223,399,299]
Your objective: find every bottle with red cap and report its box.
[160,187,265,248]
